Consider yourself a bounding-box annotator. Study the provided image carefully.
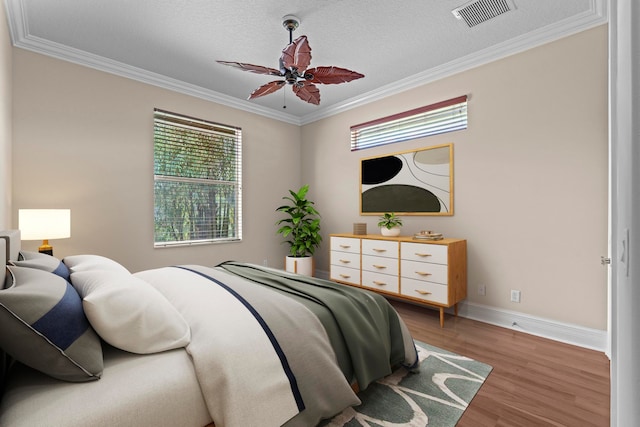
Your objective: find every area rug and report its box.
[320,341,493,427]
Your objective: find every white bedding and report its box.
[0,229,418,427]
[136,265,360,427]
[0,344,212,427]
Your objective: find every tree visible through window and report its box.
[153,109,242,246]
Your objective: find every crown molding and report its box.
[300,0,608,124]
[5,0,302,125]
[6,0,607,127]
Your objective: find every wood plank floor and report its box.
[390,300,610,427]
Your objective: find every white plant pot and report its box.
[285,256,314,276]
[380,226,401,237]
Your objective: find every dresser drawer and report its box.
[362,239,398,258]
[331,236,360,254]
[401,277,448,305]
[331,250,360,269]
[401,242,448,265]
[362,271,399,293]
[362,254,398,275]
[401,259,448,284]
[330,265,360,285]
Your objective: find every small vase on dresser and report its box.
[380,226,401,236]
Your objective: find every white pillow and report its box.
[64,254,131,274]
[70,269,191,354]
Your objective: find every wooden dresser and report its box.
[330,233,467,327]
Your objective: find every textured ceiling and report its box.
[4,0,607,124]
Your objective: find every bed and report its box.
[0,229,418,427]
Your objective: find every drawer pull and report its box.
[415,271,432,276]
[339,259,351,264]
[373,248,387,253]
[373,264,387,269]
[415,253,432,258]
[339,274,351,279]
[373,281,387,286]
[415,290,432,295]
[339,244,351,249]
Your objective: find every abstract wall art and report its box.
[360,143,454,215]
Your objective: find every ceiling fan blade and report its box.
[216,61,282,76]
[248,81,286,99]
[305,66,365,84]
[281,35,311,72]
[292,81,320,105]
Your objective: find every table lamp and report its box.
[18,209,71,256]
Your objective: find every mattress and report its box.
[0,344,212,427]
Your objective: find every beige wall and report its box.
[12,49,301,272]
[11,25,608,331]
[302,26,609,330]
[0,4,11,228]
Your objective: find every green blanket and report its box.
[218,261,418,390]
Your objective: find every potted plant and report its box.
[275,184,322,276]
[378,212,403,237]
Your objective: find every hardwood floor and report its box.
[390,300,610,427]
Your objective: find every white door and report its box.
[609,1,640,425]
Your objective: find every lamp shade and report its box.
[19,209,71,240]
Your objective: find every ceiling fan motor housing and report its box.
[282,15,300,31]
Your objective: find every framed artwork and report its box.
[360,143,454,216]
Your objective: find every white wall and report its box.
[0,3,11,228]
[302,26,609,331]
[11,49,302,272]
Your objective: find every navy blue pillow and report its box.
[0,266,103,382]
[10,251,70,281]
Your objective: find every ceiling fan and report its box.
[216,15,364,106]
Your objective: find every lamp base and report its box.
[38,240,53,256]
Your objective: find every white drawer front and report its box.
[331,250,360,269]
[362,254,398,275]
[401,242,448,265]
[362,239,398,258]
[330,265,360,285]
[362,271,399,293]
[330,236,360,254]
[401,259,448,284]
[401,277,448,304]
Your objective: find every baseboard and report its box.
[456,301,607,352]
[316,268,608,352]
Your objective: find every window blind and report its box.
[350,95,468,151]
[153,109,242,246]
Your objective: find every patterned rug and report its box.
[320,341,492,426]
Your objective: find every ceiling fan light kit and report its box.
[216,15,364,106]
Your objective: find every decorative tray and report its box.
[413,231,443,241]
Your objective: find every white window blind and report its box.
[153,109,242,247]
[350,95,467,151]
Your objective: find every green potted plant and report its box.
[276,184,322,276]
[378,212,403,236]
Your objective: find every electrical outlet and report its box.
[478,284,486,296]
[263,259,268,266]
[510,290,521,303]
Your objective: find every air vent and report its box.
[452,0,516,28]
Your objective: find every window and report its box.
[153,109,242,247]
[350,95,467,151]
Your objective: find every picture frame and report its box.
[360,143,454,216]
